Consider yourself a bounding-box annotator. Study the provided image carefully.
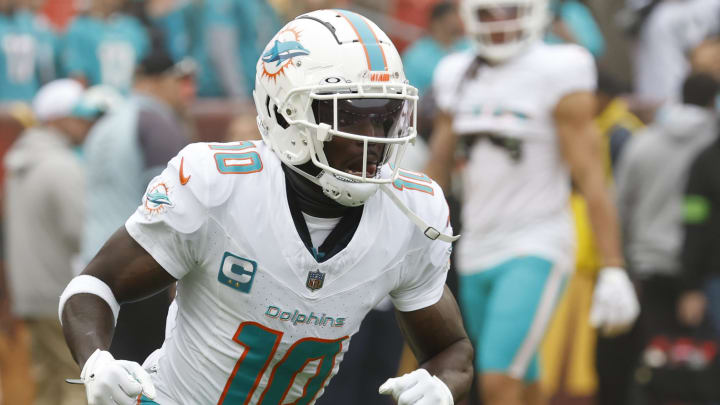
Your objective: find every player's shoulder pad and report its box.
[536,43,596,81]
[385,168,451,237]
[165,140,273,209]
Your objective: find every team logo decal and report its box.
[261,26,309,82]
[306,269,325,292]
[144,182,173,215]
[217,252,258,294]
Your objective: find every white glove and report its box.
[81,349,157,405]
[590,267,640,336]
[379,368,453,405]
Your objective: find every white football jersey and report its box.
[433,41,596,273]
[125,141,452,404]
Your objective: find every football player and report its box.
[61,0,149,92]
[0,0,50,102]
[424,1,639,404]
[59,9,473,405]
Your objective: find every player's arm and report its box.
[380,286,473,404]
[62,226,176,367]
[424,111,457,192]
[60,227,174,404]
[556,91,622,267]
[555,91,639,335]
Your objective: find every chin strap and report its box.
[284,161,323,185]
[283,164,460,243]
[380,184,460,243]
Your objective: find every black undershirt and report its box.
[282,164,363,263]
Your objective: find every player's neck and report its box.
[282,164,347,218]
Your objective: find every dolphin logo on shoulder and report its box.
[262,40,310,66]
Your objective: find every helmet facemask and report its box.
[461,0,550,62]
[276,81,418,206]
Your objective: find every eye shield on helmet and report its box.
[313,97,407,137]
[312,97,410,169]
[281,82,418,183]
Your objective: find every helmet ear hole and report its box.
[265,96,271,117]
[272,105,290,129]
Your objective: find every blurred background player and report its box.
[425,1,639,404]
[79,50,195,364]
[14,0,59,84]
[147,0,281,100]
[0,0,57,103]
[61,0,149,92]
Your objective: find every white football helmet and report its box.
[460,0,550,62]
[253,9,418,207]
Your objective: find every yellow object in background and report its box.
[541,193,602,398]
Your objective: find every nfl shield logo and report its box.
[306,269,325,291]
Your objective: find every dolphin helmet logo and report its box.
[262,40,310,66]
[261,26,308,82]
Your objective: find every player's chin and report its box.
[344,164,378,178]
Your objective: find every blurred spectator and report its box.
[632,0,720,105]
[618,73,718,287]
[3,79,104,405]
[183,0,280,99]
[79,51,194,363]
[678,81,720,336]
[62,0,150,92]
[612,72,718,404]
[546,0,605,58]
[402,1,470,97]
[0,101,35,405]
[0,0,56,102]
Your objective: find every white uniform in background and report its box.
[434,42,596,274]
[433,39,596,380]
[126,141,452,404]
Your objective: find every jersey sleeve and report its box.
[546,45,597,107]
[390,183,453,312]
[125,144,210,280]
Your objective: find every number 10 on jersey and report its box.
[218,322,348,405]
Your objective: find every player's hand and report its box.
[590,267,640,336]
[81,349,156,405]
[378,368,453,405]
